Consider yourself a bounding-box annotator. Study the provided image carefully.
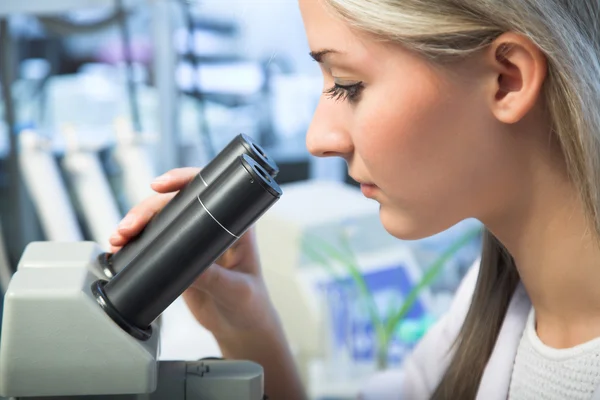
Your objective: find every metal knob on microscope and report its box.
[93,154,282,338]
[104,133,279,276]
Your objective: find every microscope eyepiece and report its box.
[94,154,282,334]
[239,133,279,178]
[103,134,279,277]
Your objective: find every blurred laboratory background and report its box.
[0,1,483,399]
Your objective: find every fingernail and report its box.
[118,215,135,230]
[152,173,171,184]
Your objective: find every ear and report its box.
[486,32,548,124]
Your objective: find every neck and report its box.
[487,160,600,348]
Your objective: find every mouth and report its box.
[350,176,379,198]
[349,175,372,185]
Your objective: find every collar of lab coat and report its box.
[476,282,531,400]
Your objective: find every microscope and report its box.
[0,134,282,400]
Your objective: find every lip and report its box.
[349,174,379,198]
[360,183,378,198]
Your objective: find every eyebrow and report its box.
[309,49,341,63]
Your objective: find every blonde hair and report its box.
[322,0,600,398]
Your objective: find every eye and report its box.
[324,81,364,104]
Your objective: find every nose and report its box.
[305,98,354,159]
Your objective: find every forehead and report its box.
[297,0,417,77]
[299,0,371,57]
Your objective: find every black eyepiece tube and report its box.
[97,154,282,331]
[105,133,279,277]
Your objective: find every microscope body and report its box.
[0,242,263,399]
[0,134,281,400]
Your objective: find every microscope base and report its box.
[9,360,264,400]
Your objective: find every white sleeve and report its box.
[358,260,480,400]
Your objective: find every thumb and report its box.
[192,263,252,301]
[151,167,201,194]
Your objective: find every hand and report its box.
[109,168,279,338]
[111,167,308,400]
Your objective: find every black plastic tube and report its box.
[96,154,282,331]
[105,133,279,276]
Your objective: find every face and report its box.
[298,0,530,239]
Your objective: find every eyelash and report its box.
[324,82,364,104]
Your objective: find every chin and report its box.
[378,205,447,241]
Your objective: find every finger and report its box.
[214,228,260,271]
[109,231,128,246]
[116,192,177,237]
[182,287,211,314]
[192,263,253,302]
[183,286,211,304]
[150,167,201,193]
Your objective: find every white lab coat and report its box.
[358,260,532,400]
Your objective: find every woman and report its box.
[109,0,600,398]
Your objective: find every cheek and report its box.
[355,74,459,188]
[353,73,510,233]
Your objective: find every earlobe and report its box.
[488,33,547,124]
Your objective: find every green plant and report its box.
[302,226,482,370]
